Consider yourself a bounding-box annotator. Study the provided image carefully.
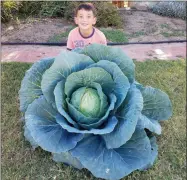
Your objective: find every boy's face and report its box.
[75,9,96,31]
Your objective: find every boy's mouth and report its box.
[81,23,88,26]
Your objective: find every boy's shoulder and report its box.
[69,27,79,35]
[69,27,79,37]
[94,27,105,38]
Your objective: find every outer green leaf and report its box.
[141,86,172,121]
[88,60,130,109]
[19,57,55,112]
[136,114,162,135]
[56,115,118,135]
[139,136,158,171]
[24,125,38,149]
[72,47,84,54]
[41,50,94,108]
[52,151,84,170]
[80,43,135,83]
[25,96,83,153]
[134,81,144,91]
[54,80,79,128]
[102,85,143,149]
[65,67,115,97]
[71,130,152,180]
[54,80,67,110]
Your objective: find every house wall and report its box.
[111,1,158,9]
[112,1,124,8]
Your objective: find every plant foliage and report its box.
[150,1,186,20]
[19,44,172,180]
[1,1,20,22]
[64,1,122,27]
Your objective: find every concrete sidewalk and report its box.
[1,42,186,63]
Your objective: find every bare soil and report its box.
[120,10,186,42]
[1,18,74,42]
[1,11,186,43]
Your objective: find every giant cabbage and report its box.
[19,44,172,180]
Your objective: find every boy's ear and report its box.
[74,17,78,24]
[93,17,97,25]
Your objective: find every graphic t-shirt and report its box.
[67,27,107,50]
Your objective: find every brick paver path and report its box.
[2,42,186,63]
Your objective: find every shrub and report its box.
[94,2,122,27]
[64,1,122,27]
[1,1,20,22]
[39,1,69,17]
[150,1,186,20]
[64,1,80,21]
[16,1,69,18]
[2,1,123,27]
[18,1,43,18]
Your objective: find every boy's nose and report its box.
[82,17,88,21]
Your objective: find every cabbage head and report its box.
[19,44,172,180]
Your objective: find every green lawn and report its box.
[1,60,186,180]
[47,27,128,43]
[100,28,128,43]
[47,26,75,43]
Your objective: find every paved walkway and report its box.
[1,42,186,63]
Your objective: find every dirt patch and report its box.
[119,10,186,42]
[1,18,74,42]
[1,11,186,43]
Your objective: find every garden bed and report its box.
[1,11,186,43]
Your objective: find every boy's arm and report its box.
[67,31,74,50]
[100,31,107,45]
[102,35,107,45]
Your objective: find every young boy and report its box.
[67,3,107,50]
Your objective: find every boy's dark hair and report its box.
[75,3,96,17]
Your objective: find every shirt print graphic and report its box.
[74,40,84,48]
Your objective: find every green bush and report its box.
[18,1,43,18]
[64,1,83,21]
[94,2,122,28]
[2,1,70,22]
[100,28,128,42]
[64,1,122,27]
[2,1,122,27]
[1,1,20,22]
[151,2,186,20]
[15,1,69,18]
[39,1,69,17]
